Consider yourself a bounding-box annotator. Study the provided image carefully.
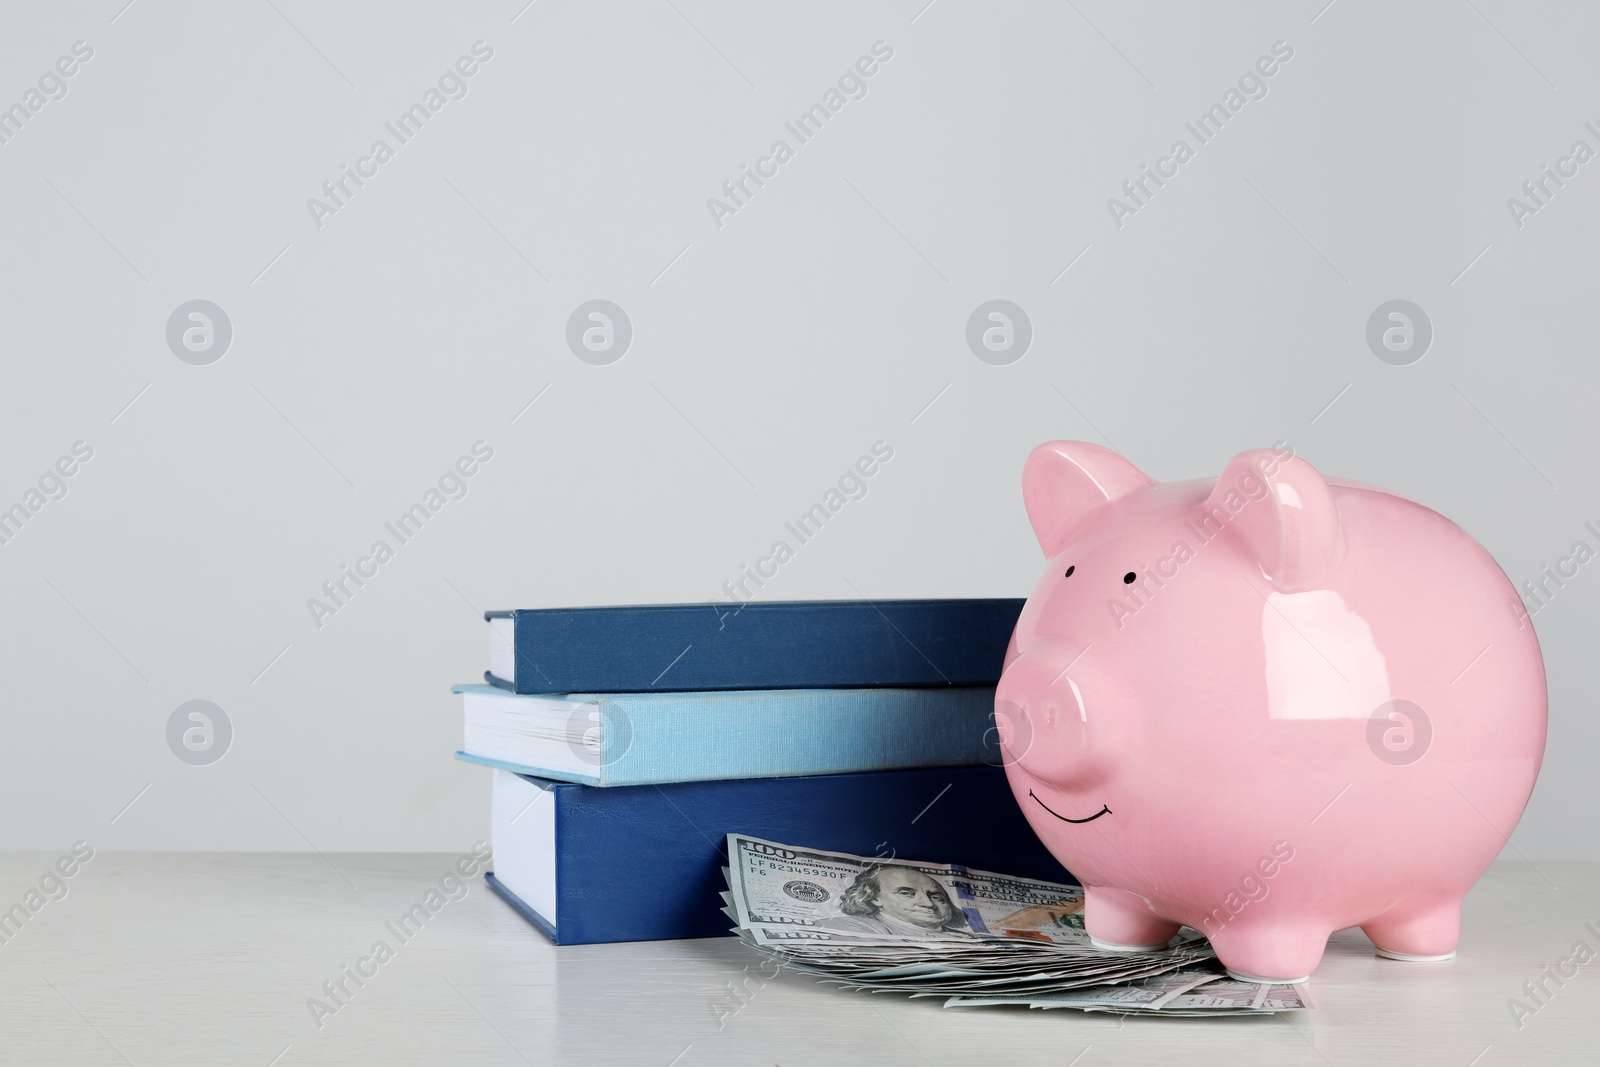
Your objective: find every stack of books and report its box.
[453,599,1075,945]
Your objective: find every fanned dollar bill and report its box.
[722,833,1307,1016]
[729,835,1091,946]
[946,972,1311,1013]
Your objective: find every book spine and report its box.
[600,688,997,787]
[506,600,1024,694]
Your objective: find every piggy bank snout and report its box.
[995,643,1116,787]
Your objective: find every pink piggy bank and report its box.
[996,441,1546,982]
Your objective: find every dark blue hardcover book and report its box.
[483,763,1072,946]
[485,598,1025,694]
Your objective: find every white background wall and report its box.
[1,1,1594,858]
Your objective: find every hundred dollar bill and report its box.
[721,834,1309,1015]
[946,971,1309,1014]
[727,832,1136,950]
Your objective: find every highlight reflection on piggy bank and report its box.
[996,441,1546,983]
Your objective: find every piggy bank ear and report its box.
[1209,449,1343,592]
[1023,441,1153,556]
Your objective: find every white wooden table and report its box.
[0,854,1594,1065]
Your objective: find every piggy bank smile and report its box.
[997,440,1547,983]
[1026,792,1111,824]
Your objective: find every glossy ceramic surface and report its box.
[997,441,1547,982]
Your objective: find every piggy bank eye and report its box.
[1064,566,1075,578]
[1123,571,1136,584]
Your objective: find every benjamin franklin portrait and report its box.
[823,866,972,937]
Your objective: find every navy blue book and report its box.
[482,763,1072,945]
[485,598,1025,694]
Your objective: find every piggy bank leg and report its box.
[1360,893,1462,962]
[1206,921,1329,984]
[1084,886,1181,951]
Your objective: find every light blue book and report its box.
[453,684,999,787]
